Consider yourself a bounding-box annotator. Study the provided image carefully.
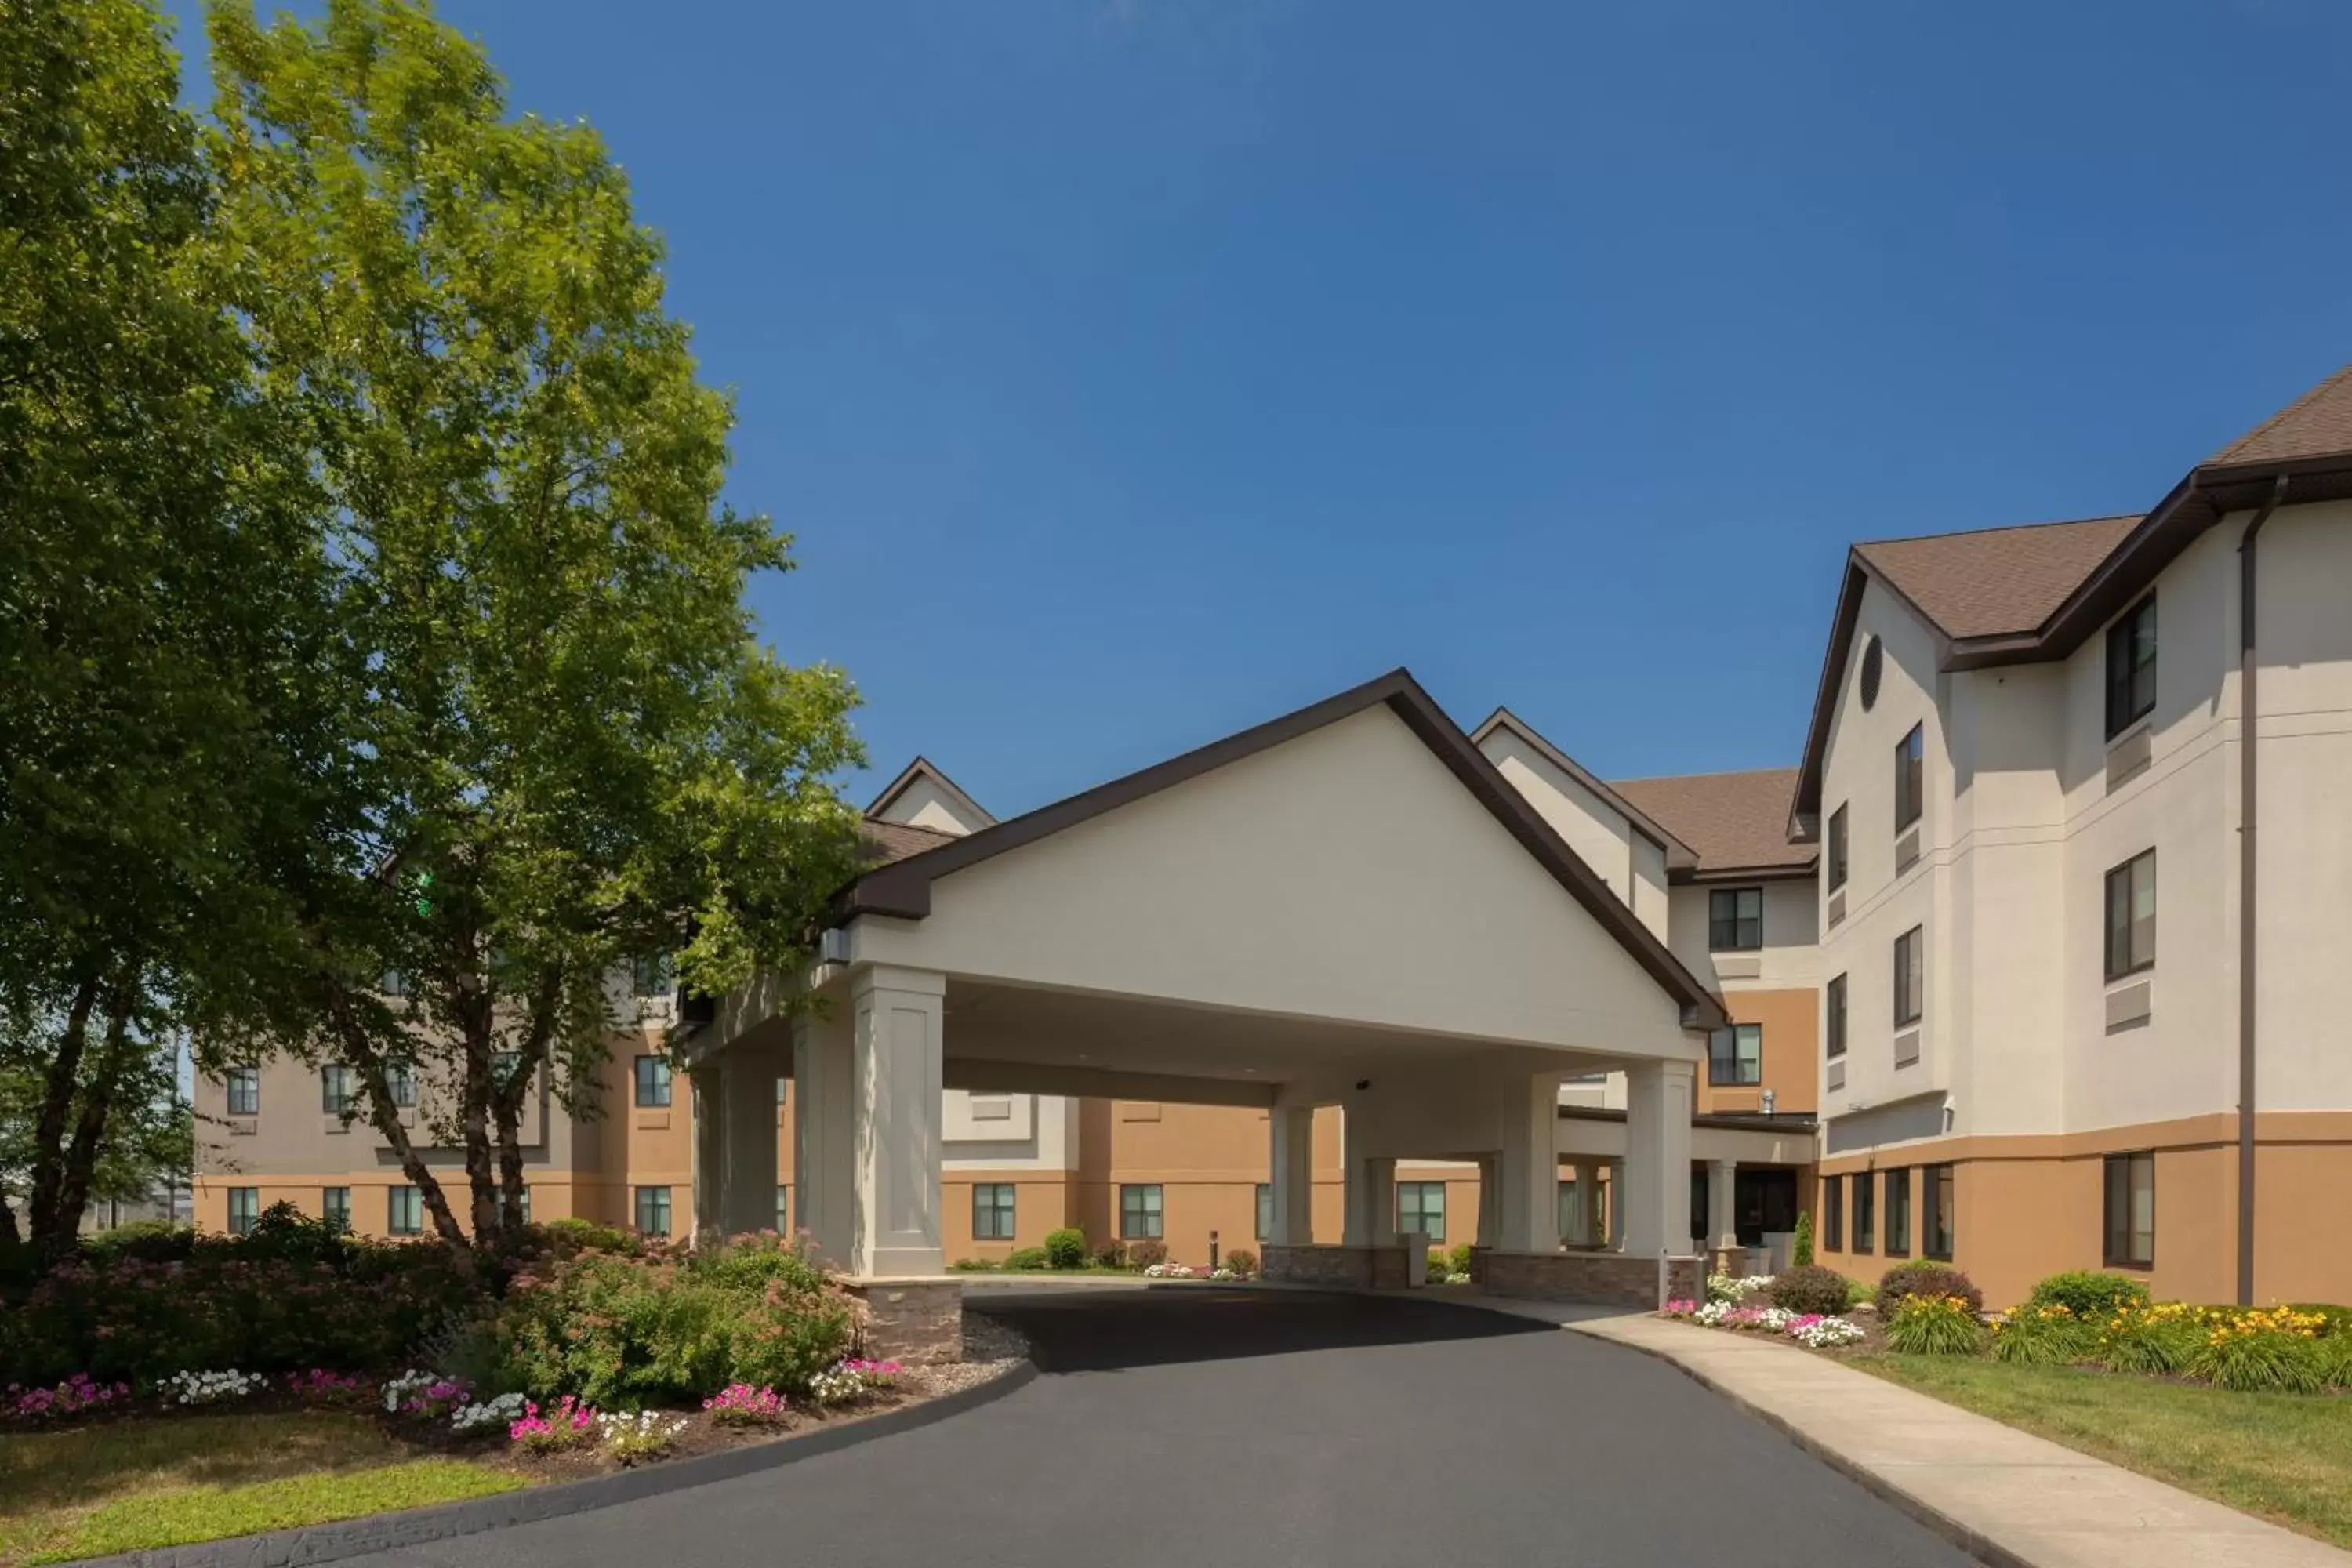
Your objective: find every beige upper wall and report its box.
[876,775,990,835]
[1477,728,1671,940]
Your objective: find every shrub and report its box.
[1769,1266,1853,1316]
[1886,1294,1983,1356]
[1127,1240,1169,1269]
[1427,1247,1449,1280]
[1221,1247,1258,1279]
[2192,1318,2325,1394]
[1044,1228,1089,1270]
[2315,1333,2352,1390]
[1990,1303,2095,1367]
[1004,1247,1050,1272]
[1446,1243,1475,1278]
[541,1217,641,1256]
[946,1258,1000,1273]
[1091,1242,1128,1271]
[2097,1302,2201,1376]
[1878,1261,1983,1316]
[1791,1211,1815,1268]
[1846,1279,1876,1309]
[2027,1270,2149,1319]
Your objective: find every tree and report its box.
[199,0,864,1247]
[0,0,329,1250]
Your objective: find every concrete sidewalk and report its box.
[1479,1300,2347,1568]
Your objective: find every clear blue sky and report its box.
[162,0,2352,815]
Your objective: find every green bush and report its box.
[1791,1211,1814,1269]
[1878,1261,1983,1316]
[2027,1270,2150,1319]
[541,1216,642,1256]
[2315,1333,2352,1389]
[2288,1303,2352,1339]
[2191,1325,2325,1394]
[946,1258,1001,1272]
[1769,1265,1853,1316]
[1044,1228,1089,1270]
[493,1232,854,1405]
[1127,1240,1169,1269]
[1990,1303,2095,1367]
[1426,1247,1449,1279]
[2097,1304,2201,1376]
[1886,1293,1984,1356]
[1004,1247,1051,1272]
[1446,1243,1475,1278]
[1221,1247,1258,1279]
[1092,1242,1128,1271]
[1846,1279,1877,1309]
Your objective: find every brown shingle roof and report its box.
[1610,768,1809,875]
[2209,365,2352,467]
[860,818,960,868]
[1853,514,2143,641]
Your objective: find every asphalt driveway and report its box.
[348,1288,1975,1568]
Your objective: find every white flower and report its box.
[1142,1261,1196,1279]
[1791,1316,1866,1348]
[451,1392,528,1432]
[165,1368,265,1406]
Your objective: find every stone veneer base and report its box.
[841,1276,964,1364]
[1261,1244,1411,1290]
[1481,1250,1702,1308]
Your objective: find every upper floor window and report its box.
[1893,927,1923,1027]
[631,954,671,999]
[226,1065,260,1116]
[320,1064,354,1116]
[633,1055,673,1108]
[1825,974,1848,1060]
[492,1050,523,1091]
[1894,724,1924,833]
[1708,1022,1762,1086]
[1826,804,1849,892]
[2105,594,2158,739]
[2104,849,2157,981]
[1708,887,1763,952]
[384,1059,418,1108]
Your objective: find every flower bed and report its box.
[1664,1296,1874,1351]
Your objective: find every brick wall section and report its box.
[1261,1244,1414,1288]
[1482,1250,1701,1308]
[843,1279,964,1365]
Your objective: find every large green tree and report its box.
[198,0,863,1247]
[0,0,328,1250]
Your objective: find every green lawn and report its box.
[1852,1354,2352,1548]
[0,1412,526,1567]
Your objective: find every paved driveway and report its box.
[354,1288,1974,1568]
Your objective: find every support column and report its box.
[1343,1154,1396,1247]
[793,1001,855,1267]
[1622,1059,1697,1258]
[1474,1154,1501,1248]
[1570,1158,1602,1247]
[1495,1072,1565,1253]
[689,1062,724,1242]
[849,964,946,1277]
[1709,1158,1739,1252]
[718,1047,785,1236]
[1606,1158,1626,1247]
[1269,1104,1316,1247]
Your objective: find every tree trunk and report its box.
[326,986,466,1246]
[456,998,501,1247]
[51,977,140,1244]
[24,975,100,1245]
[492,974,561,1233]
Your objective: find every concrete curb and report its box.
[79,1359,1041,1568]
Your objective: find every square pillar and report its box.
[1709,1158,1740,1251]
[1344,1154,1397,1247]
[793,1001,855,1266]
[849,964,946,1277]
[1495,1072,1565,1253]
[1606,1158,1626,1247]
[1569,1158,1602,1247]
[1622,1059,1697,1258]
[690,1062,725,1242]
[1269,1104,1316,1247]
[719,1047,786,1236]
[1474,1154,1500,1248]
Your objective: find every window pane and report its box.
[2130,1155,2155,1265]
[2131,853,2157,971]
[1827,975,1848,1058]
[387,1061,417,1106]
[1823,1176,1843,1252]
[1828,806,1849,889]
[1255,1183,1272,1240]
[776,1185,790,1232]
[1738,1024,1762,1083]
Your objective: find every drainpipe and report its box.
[2234,473,2290,1308]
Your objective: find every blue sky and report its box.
[163,1,2352,815]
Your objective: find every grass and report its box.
[1852,1354,2352,1548]
[0,1412,526,1566]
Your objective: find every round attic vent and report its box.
[1859,635,1884,710]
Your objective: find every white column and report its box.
[1710,1158,1740,1253]
[1269,1104,1316,1247]
[689,1062,724,1243]
[1606,1158,1627,1247]
[793,1002,855,1267]
[1343,1154,1397,1247]
[1622,1059,1697,1258]
[718,1047,784,1236]
[1474,1154,1500,1248]
[1569,1158,1602,1247]
[848,964,946,1276]
[1494,1072,1565,1253]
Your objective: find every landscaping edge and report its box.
[68,1359,1041,1568]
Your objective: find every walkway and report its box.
[341,1288,1972,1568]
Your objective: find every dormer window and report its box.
[2105,594,2157,739]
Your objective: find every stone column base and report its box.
[1261,1244,1410,1289]
[1709,1244,1750,1279]
[1482,1250,1701,1308]
[841,1276,964,1365]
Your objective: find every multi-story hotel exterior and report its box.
[194,365,2352,1308]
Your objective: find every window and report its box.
[228,1187,260,1235]
[775,1185,789,1232]
[1119,1184,1163,1240]
[321,1186,350,1231]
[2103,1152,2154,1268]
[1885,1169,1911,1258]
[1254,1183,1272,1241]
[633,1055,672,1108]
[492,1050,523,1091]
[1397,1181,1447,1243]
[388,1185,423,1236]
[512,1185,531,1223]
[972,1182,1017,1240]
[226,1065,260,1116]
[1895,724,1925,832]
[1853,1170,1876,1254]
[631,954,671,998]
[385,1059,418,1108]
[1821,1174,1845,1252]
[321,1064,354,1115]
[1923,1164,1954,1261]
[1827,804,1849,892]
[1708,1022,1762,1086]
[634,1185,673,1236]
[2104,849,2157,981]
[380,969,411,999]
[2106,594,2158,739]
[1826,974,1848,1060]
[1893,927,1923,1028]
[1708,887,1764,952]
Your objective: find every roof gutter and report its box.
[2234,472,2290,1308]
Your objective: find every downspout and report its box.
[2234,473,2289,1308]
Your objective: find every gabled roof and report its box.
[1791,365,2352,833]
[862,756,995,830]
[839,669,1729,1029]
[1611,768,1810,880]
[1469,707,1697,870]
